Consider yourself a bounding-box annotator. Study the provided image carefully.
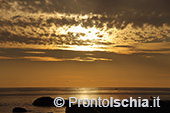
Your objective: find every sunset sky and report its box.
[0,0,170,87]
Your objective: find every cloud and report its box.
[0,48,113,62]
[114,45,133,48]
[0,56,112,62]
[69,57,112,62]
[0,0,170,56]
[23,56,64,62]
[24,51,46,54]
[0,56,18,60]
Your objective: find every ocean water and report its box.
[0,87,170,113]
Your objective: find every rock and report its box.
[32,97,55,107]
[12,107,27,112]
[66,101,170,113]
[66,105,98,113]
[65,100,69,107]
[33,96,70,107]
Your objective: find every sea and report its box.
[0,87,170,113]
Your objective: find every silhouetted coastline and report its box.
[13,96,170,113]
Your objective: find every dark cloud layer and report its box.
[0,0,170,56]
[0,48,170,62]
[1,0,170,26]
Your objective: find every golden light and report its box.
[58,45,104,52]
[67,24,101,41]
[70,45,103,51]
[54,23,125,52]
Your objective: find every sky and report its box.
[0,0,170,87]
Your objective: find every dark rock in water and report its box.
[13,107,27,112]
[65,100,70,107]
[33,96,69,107]
[66,105,98,113]
[33,97,55,107]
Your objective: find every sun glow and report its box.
[67,24,103,41]
[70,45,104,51]
[54,24,112,51]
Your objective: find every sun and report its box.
[55,24,111,52]
[67,24,101,41]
